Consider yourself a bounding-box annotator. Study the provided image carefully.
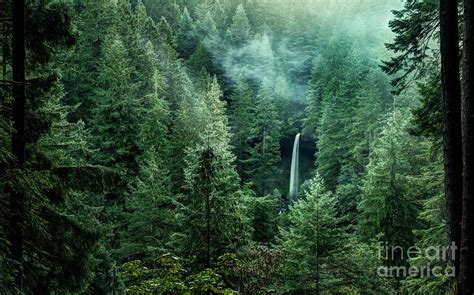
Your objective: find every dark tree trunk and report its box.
[440,0,463,280]
[9,0,26,290]
[461,0,474,293]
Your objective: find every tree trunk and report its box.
[440,0,463,280]
[9,0,26,290]
[461,0,474,293]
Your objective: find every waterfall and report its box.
[288,133,300,201]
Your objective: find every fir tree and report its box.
[279,174,344,293]
[358,111,429,269]
[229,74,255,180]
[248,78,282,197]
[226,3,251,46]
[0,1,107,292]
[61,0,116,123]
[179,77,246,269]
[176,7,197,59]
[90,34,141,180]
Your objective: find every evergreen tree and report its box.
[226,3,251,46]
[248,78,282,196]
[119,40,173,262]
[176,7,197,59]
[195,0,227,33]
[402,157,450,294]
[121,148,174,261]
[229,74,255,180]
[278,174,344,293]
[252,189,280,243]
[90,34,141,180]
[381,0,439,93]
[61,0,116,123]
[279,174,394,294]
[179,77,246,269]
[0,1,108,292]
[358,111,428,269]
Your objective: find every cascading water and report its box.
[288,133,300,201]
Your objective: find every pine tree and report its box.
[90,34,142,180]
[157,17,176,49]
[229,74,255,180]
[402,157,450,294]
[194,11,222,76]
[0,1,108,292]
[119,40,173,262]
[61,0,116,123]
[303,61,324,137]
[381,0,439,93]
[226,3,251,46]
[195,0,227,32]
[252,189,280,243]
[279,174,394,294]
[279,174,344,293]
[248,78,282,197]
[87,35,143,292]
[179,77,246,269]
[121,148,174,261]
[168,65,205,192]
[313,41,381,192]
[358,111,429,269]
[176,7,197,59]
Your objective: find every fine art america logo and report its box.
[377,242,457,278]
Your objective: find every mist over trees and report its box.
[1,0,472,294]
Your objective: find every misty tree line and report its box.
[1,0,473,294]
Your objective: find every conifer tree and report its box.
[252,189,280,243]
[176,7,197,59]
[358,111,429,269]
[229,74,255,180]
[226,3,251,46]
[248,78,282,196]
[402,158,450,294]
[0,1,107,292]
[90,34,141,180]
[279,174,344,293]
[119,40,173,262]
[179,77,246,269]
[195,0,227,32]
[61,0,116,123]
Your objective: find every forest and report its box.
[1,0,474,294]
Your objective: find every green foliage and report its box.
[0,1,111,293]
[402,157,451,294]
[251,190,280,243]
[310,39,392,193]
[278,174,395,294]
[226,4,251,46]
[233,242,285,293]
[62,0,116,123]
[177,77,247,269]
[229,75,255,180]
[278,174,344,293]
[247,78,282,196]
[359,111,431,268]
[381,0,439,92]
[91,34,141,176]
[176,7,197,59]
[409,61,443,141]
[188,268,238,294]
[121,254,188,294]
[121,253,239,294]
[0,0,450,293]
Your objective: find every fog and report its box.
[204,0,404,100]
